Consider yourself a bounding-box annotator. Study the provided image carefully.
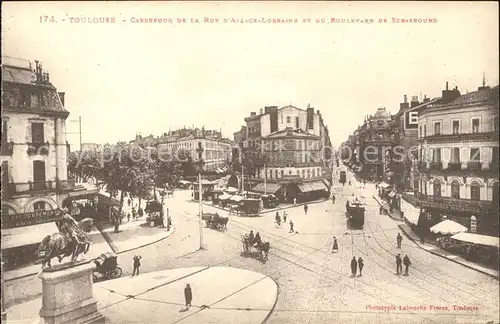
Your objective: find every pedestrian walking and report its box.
[304,204,308,215]
[289,220,294,233]
[332,194,336,204]
[132,255,142,276]
[283,211,287,223]
[332,237,339,252]
[403,254,411,275]
[349,180,351,186]
[127,213,130,223]
[128,198,131,207]
[138,207,144,218]
[358,257,364,276]
[363,180,366,187]
[396,233,403,248]
[350,257,357,277]
[395,254,402,275]
[184,284,192,310]
[293,197,297,206]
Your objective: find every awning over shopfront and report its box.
[451,233,500,248]
[298,183,315,192]
[218,193,232,200]
[225,187,239,194]
[2,222,60,250]
[229,195,243,202]
[252,183,282,194]
[179,180,191,185]
[401,198,420,225]
[377,182,391,189]
[309,181,329,191]
[216,168,224,174]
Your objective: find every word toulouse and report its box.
[69,17,116,23]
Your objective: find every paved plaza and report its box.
[5,170,500,324]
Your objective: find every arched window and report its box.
[492,182,498,203]
[470,181,481,201]
[451,180,460,199]
[433,179,441,197]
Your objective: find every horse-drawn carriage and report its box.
[202,213,228,231]
[241,234,270,260]
[93,252,122,281]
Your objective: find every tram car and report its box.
[346,196,365,227]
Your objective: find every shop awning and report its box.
[218,193,232,200]
[252,183,282,194]
[216,168,224,174]
[388,190,396,198]
[66,187,99,199]
[451,233,500,248]
[2,222,60,250]
[377,182,391,189]
[179,180,191,185]
[229,195,243,202]
[401,199,420,225]
[309,181,328,191]
[225,187,239,194]
[298,183,315,192]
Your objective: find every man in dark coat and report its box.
[397,233,403,248]
[403,254,411,275]
[332,194,336,204]
[289,220,294,233]
[350,257,357,277]
[358,257,364,276]
[132,255,142,276]
[395,254,403,275]
[304,204,308,215]
[184,284,192,309]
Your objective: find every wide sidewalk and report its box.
[4,192,174,283]
[5,266,278,324]
[370,186,499,279]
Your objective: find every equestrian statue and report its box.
[35,209,93,269]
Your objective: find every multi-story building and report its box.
[418,81,499,235]
[358,107,393,181]
[1,57,97,267]
[391,94,439,191]
[142,128,233,174]
[237,104,332,201]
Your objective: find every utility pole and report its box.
[196,142,205,250]
[264,163,267,194]
[241,163,244,194]
[79,116,83,182]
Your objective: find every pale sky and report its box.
[2,1,499,148]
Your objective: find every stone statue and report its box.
[35,209,92,268]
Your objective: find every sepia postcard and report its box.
[1,1,499,324]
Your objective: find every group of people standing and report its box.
[350,256,365,276]
[275,211,296,233]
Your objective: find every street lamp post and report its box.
[68,116,83,182]
[196,142,205,250]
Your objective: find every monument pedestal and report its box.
[39,262,104,324]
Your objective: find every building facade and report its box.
[1,57,97,266]
[391,95,438,191]
[358,107,393,181]
[418,82,499,235]
[142,128,233,173]
[236,104,332,200]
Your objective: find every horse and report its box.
[256,241,270,260]
[35,233,89,268]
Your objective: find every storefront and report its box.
[1,209,63,270]
[420,197,498,236]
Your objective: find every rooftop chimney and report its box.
[317,110,320,115]
[410,95,419,108]
[446,81,449,90]
[400,94,410,110]
[250,112,256,117]
[404,95,408,103]
[260,108,263,114]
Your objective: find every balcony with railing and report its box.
[27,142,50,155]
[467,161,482,171]
[419,194,494,213]
[424,131,499,144]
[429,161,443,171]
[4,179,76,197]
[1,141,14,155]
[447,162,462,171]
